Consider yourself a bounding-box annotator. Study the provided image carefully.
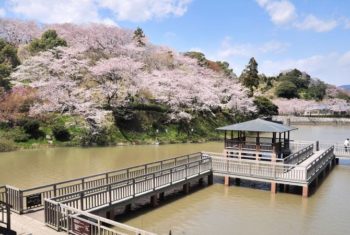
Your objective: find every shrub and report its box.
[29,29,67,53]
[3,127,30,142]
[275,81,298,99]
[22,119,44,139]
[253,96,278,116]
[0,139,17,152]
[80,127,113,146]
[52,124,71,141]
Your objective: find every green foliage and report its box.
[80,127,114,146]
[303,79,327,100]
[52,124,71,141]
[0,138,17,152]
[275,80,299,99]
[22,119,44,139]
[0,39,20,91]
[216,61,234,77]
[133,27,146,47]
[4,127,30,142]
[29,29,67,53]
[184,51,208,66]
[239,57,259,94]
[253,96,278,116]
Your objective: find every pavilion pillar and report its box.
[224,131,227,148]
[256,132,260,161]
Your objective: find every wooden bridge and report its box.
[0,140,345,235]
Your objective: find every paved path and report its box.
[298,150,323,166]
[10,210,60,235]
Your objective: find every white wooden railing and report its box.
[45,199,155,235]
[44,157,212,232]
[283,144,314,164]
[2,152,205,214]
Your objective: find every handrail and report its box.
[306,146,334,181]
[284,144,313,164]
[0,200,12,231]
[50,157,211,204]
[22,152,204,192]
[5,152,206,213]
[210,155,307,183]
[45,198,156,235]
[204,151,285,162]
[44,157,212,234]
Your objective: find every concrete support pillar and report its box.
[183,183,190,194]
[150,195,158,207]
[279,184,284,192]
[224,176,230,186]
[198,177,204,186]
[125,204,132,213]
[335,158,339,165]
[315,177,319,187]
[235,178,241,186]
[302,185,309,197]
[159,192,165,201]
[271,182,277,194]
[208,174,213,185]
[284,184,290,193]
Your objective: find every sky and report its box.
[0,0,349,86]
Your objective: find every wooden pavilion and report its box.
[216,118,297,161]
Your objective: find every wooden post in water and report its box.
[150,195,158,207]
[208,174,213,185]
[271,182,277,194]
[302,185,309,197]
[183,183,190,194]
[224,176,230,186]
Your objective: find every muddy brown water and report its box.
[0,125,350,234]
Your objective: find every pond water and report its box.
[0,125,350,234]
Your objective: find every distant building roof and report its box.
[216,118,297,133]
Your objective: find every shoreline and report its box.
[272,115,350,125]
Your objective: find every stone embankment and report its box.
[272,115,350,125]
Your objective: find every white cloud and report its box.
[259,51,350,85]
[256,0,341,32]
[218,37,289,59]
[294,15,338,32]
[4,0,191,24]
[0,8,5,17]
[256,0,296,25]
[8,0,103,24]
[99,0,192,22]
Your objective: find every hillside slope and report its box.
[0,20,255,148]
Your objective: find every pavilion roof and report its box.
[216,118,297,133]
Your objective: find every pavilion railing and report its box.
[225,139,284,155]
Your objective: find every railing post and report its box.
[106,173,109,185]
[185,164,188,180]
[153,173,156,190]
[108,185,112,205]
[19,190,23,214]
[316,141,319,151]
[53,184,57,197]
[6,203,11,230]
[132,179,136,197]
[170,169,173,185]
[80,192,84,210]
[82,178,85,190]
